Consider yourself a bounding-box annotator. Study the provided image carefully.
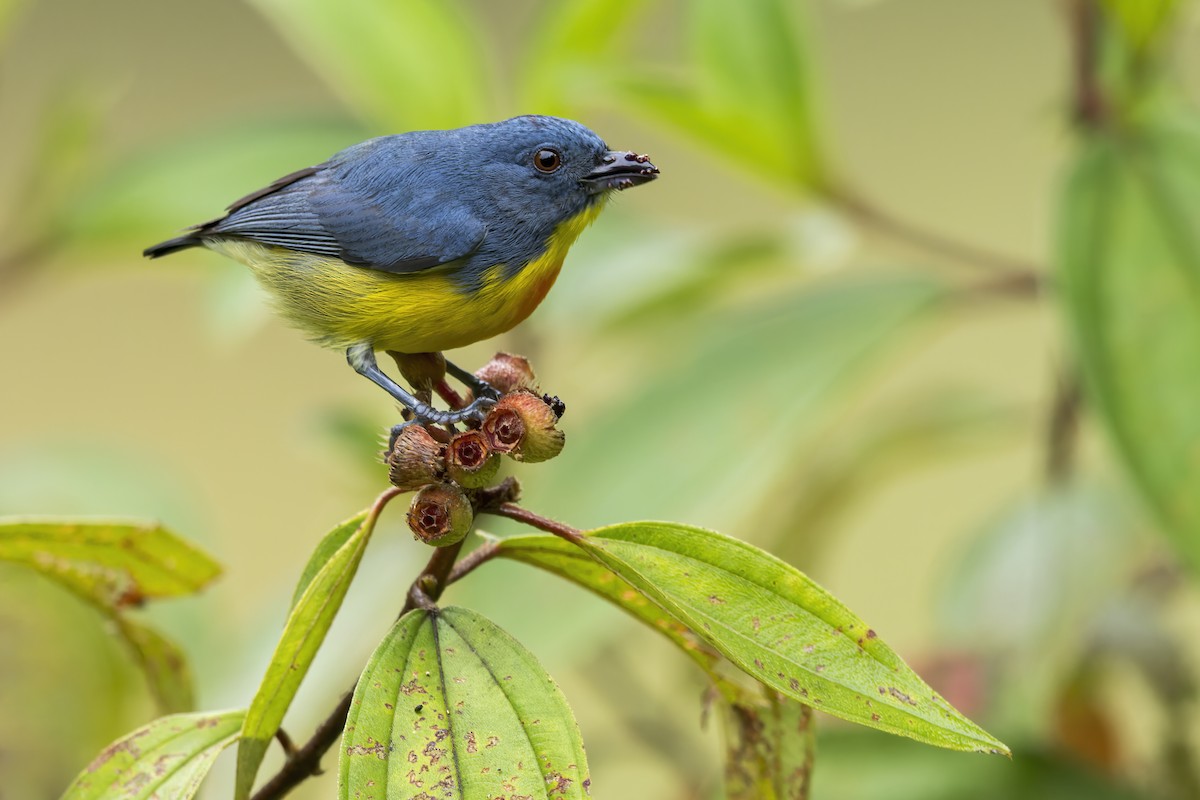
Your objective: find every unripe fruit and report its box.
[474,352,537,394]
[482,404,525,455]
[484,390,565,463]
[407,483,473,546]
[446,430,501,488]
[387,424,445,490]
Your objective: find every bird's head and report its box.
[460,115,659,226]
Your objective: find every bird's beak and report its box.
[582,151,659,194]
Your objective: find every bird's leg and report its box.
[444,359,502,401]
[347,344,495,425]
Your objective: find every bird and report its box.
[144,115,658,424]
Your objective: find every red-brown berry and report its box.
[446,430,501,488]
[406,483,473,546]
[387,424,445,490]
[474,352,537,394]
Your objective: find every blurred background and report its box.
[2,0,1199,797]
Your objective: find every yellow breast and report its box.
[209,200,606,354]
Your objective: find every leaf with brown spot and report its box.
[497,535,722,678]
[60,709,243,800]
[116,617,195,714]
[339,606,589,799]
[0,518,221,607]
[500,524,1008,754]
[0,518,220,714]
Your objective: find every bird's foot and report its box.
[415,395,497,427]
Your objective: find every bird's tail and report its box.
[143,234,203,259]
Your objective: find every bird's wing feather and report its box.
[199,162,487,274]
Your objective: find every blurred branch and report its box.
[828,187,1045,290]
[0,239,54,301]
[952,270,1044,303]
[1068,0,1109,127]
[1044,369,1083,483]
[1040,0,1105,488]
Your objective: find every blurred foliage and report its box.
[0,519,221,712]
[1059,114,1200,574]
[4,0,1200,797]
[616,0,824,191]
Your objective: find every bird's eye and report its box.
[533,148,562,173]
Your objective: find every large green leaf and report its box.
[0,518,221,608]
[235,508,378,799]
[496,534,722,678]
[60,709,244,800]
[249,0,487,130]
[1058,121,1200,572]
[502,524,1007,754]
[339,606,589,799]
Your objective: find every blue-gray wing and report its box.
[199,163,487,274]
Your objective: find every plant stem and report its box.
[1067,0,1107,127]
[827,186,1045,282]
[486,502,585,544]
[447,539,501,584]
[1045,368,1083,483]
[250,693,352,800]
[250,490,464,800]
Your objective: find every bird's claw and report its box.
[461,395,498,423]
[411,395,496,427]
[475,382,503,402]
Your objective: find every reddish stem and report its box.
[486,503,585,544]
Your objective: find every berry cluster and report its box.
[384,353,565,547]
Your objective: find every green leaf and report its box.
[496,534,722,677]
[290,509,369,608]
[235,506,380,799]
[4,86,109,248]
[0,0,24,37]
[1057,121,1200,573]
[503,523,1008,754]
[0,518,221,608]
[520,0,652,112]
[614,0,822,190]
[60,709,243,800]
[61,118,362,248]
[249,0,488,130]
[0,519,217,714]
[1100,0,1180,54]
[525,276,943,531]
[719,689,815,800]
[116,617,195,714]
[339,606,589,799]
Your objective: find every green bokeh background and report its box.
[2,0,1199,798]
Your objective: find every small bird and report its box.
[145,115,658,423]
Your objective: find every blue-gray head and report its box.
[349,115,659,227]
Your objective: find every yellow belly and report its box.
[209,202,603,354]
